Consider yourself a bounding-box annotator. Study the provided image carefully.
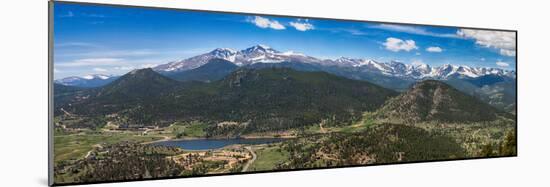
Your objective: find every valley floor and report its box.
[53,113,516,185]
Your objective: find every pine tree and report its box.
[480,143,494,157]
[499,131,517,156]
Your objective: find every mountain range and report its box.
[57,45,515,86]
[54,45,516,112]
[153,44,515,80]
[56,68,398,133]
[55,74,118,88]
[55,66,515,137]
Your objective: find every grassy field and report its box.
[248,145,289,171]
[342,112,376,132]
[55,120,210,165]
[54,132,163,164]
[338,116,375,133]
[166,121,208,138]
[303,124,321,134]
[302,112,376,134]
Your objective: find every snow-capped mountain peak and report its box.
[415,63,431,69]
[55,74,117,88]
[154,45,317,72]
[82,74,111,80]
[362,59,393,74]
[209,48,238,62]
[213,47,237,53]
[413,63,432,76]
[334,57,360,66]
[455,66,478,78]
[335,57,353,62]
[241,44,279,55]
[152,45,515,80]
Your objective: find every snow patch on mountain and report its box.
[55,74,118,87]
[152,45,515,80]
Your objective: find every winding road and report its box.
[84,144,102,159]
[60,108,73,116]
[241,146,256,172]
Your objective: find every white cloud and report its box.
[372,24,459,38]
[249,16,285,30]
[426,46,443,53]
[93,67,108,72]
[415,52,421,56]
[457,29,516,56]
[499,49,516,56]
[57,58,124,67]
[289,20,314,31]
[496,61,510,67]
[383,37,418,52]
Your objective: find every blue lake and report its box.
[153,138,287,150]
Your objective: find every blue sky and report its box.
[53,2,516,79]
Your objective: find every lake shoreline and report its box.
[145,134,296,145]
[150,137,292,151]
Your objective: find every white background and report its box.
[0,0,548,186]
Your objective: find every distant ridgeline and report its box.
[55,66,397,134]
[56,45,516,113]
[54,47,516,134]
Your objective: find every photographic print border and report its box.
[48,1,518,186]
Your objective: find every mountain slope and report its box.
[98,68,181,99]
[161,68,399,133]
[53,83,88,108]
[475,81,516,111]
[59,68,398,132]
[375,80,503,123]
[444,76,516,112]
[464,74,513,87]
[243,60,416,91]
[167,58,238,82]
[281,124,466,168]
[62,68,187,117]
[56,69,182,113]
[245,61,323,72]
